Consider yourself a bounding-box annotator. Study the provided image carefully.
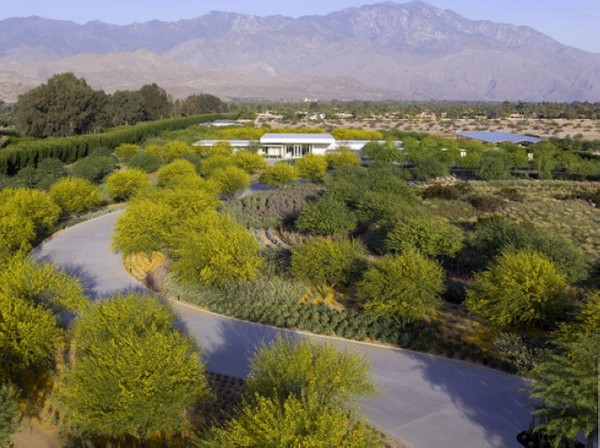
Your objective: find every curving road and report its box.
[34,211,531,448]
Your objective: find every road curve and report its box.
[34,211,531,448]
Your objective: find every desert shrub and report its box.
[70,156,116,183]
[114,143,139,161]
[199,155,234,177]
[157,159,198,188]
[470,217,590,282]
[325,150,361,168]
[422,183,473,200]
[127,152,163,173]
[223,183,323,229]
[468,194,506,212]
[411,156,451,180]
[296,194,357,236]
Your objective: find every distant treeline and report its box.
[7,73,228,138]
[234,99,600,120]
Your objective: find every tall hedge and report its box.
[0,113,235,175]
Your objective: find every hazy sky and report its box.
[2,0,599,53]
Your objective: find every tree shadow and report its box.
[195,316,303,379]
[394,349,532,447]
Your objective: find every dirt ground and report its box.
[259,117,600,140]
[11,417,64,448]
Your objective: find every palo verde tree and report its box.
[528,293,599,447]
[259,163,299,187]
[358,250,445,326]
[106,169,152,201]
[291,236,366,292]
[245,337,375,409]
[294,154,328,181]
[200,338,380,448]
[14,73,107,137]
[58,294,211,444]
[465,250,567,332]
[0,256,86,382]
[170,211,262,286]
[49,177,102,214]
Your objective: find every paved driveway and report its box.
[35,211,531,448]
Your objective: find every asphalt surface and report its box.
[34,210,531,448]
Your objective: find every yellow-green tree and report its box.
[259,163,299,187]
[528,293,599,447]
[58,294,210,444]
[465,250,567,331]
[50,177,102,213]
[201,393,381,448]
[358,250,445,325]
[210,141,234,157]
[295,154,327,181]
[199,155,235,177]
[211,166,250,198]
[156,159,198,188]
[171,211,262,285]
[0,188,61,254]
[246,338,375,409]
[113,198,174,253]
[0,257,86,380]
[0,187,61,230]
[201,338,380,447]
[113,143,139,161]
[232,151,267,174]
[326,149,361,169]
[146,140,194,162]
[106,169,151,201]
[291,237,366,290]
[385,213,463,258]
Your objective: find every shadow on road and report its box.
[402,350,531,447]
[201,317,303,379]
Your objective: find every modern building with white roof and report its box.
[194,133,401,160]
[259,133,336,158]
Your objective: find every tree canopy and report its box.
[14,73,106,137]
[465,250,567,331]
[59,294,210,443]
[358,250,445,325]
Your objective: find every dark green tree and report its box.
[105,90,145,126]
[296,194,357,236]
[177,93,227,115]
[139,83,172,121]
[14,73,106,137]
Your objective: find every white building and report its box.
[194,133,401,160]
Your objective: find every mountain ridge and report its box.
[1,1,598,102]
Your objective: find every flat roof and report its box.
[194,140,256,147]
[456,131,542,144]
[260,133,335,144]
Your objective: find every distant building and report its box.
[456,131,542,145]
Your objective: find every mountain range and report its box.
[1,1,599,102]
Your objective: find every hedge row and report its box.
[0,113,235,175]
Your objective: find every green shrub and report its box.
[127,152,163,173]
[70,156,116,183]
